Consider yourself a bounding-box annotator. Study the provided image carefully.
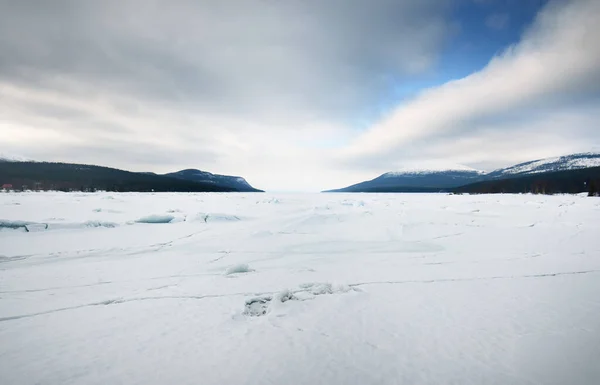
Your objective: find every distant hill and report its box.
[164,169,262,192]
[0,153,33,162]
[326,153,600,194]
[0,162,258,192]
[325,164,485,193]
[487,152,600,179]
[454,166,600,195]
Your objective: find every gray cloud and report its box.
[0,0,458,191]
[22,139,217,171]
[0,0,454,123]
[341,0,600,175]
[1,0,599,191]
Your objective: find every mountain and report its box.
[454,166,600,195]
[326,164,485,193]
[326,153,600,193]
[164,169,262,192]
[0,162,258,192]
[0,153,33,162]
[487,152,600,178]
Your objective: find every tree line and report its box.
[453,166,600,196]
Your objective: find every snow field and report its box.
[1,192,599,384]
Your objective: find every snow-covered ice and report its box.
[1,192,599,385]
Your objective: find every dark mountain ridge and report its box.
[0,161,262,192]
[327,169,485,193]
[486,152,600,179]
[454,166,600,195]
[164,169,262,192]
[326,152,600,195]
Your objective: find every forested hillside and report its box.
[0,162,236,192]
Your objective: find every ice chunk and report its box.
[24,223,50,232]
[135,215,175,224]
[1,219,118,232]
[0,220,48,232]
[0,220,32,230]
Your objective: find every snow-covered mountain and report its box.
[164,169,262,192]
[487,152,600,179]
[0,153,33,162]
[381,162,483,176]
[326,153,600,193]
[327,163,486,192]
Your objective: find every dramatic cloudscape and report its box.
[1,0,599,191]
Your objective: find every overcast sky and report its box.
[1,0,599,191]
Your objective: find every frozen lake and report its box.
[1,192,600,384]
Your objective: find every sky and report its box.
[1,0,599,192]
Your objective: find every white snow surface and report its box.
[383,162,483,177]
[1,192,600,385]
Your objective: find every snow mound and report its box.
[224,264,253,275]
[299,282,355,295]
[275,289,297,303]
[242,283,357,317]
[135,215,175,224]
[243,296,272,317]
[300,282,334,295]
